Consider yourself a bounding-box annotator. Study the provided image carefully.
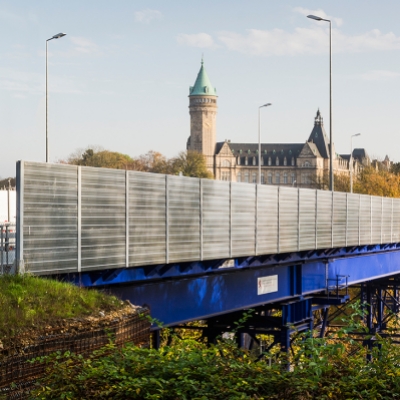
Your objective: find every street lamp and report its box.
[350,133,361,193]
[258,103,272,184]
[46,32,67,163]
[307,14,333,191]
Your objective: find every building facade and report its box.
[187,61,368,188]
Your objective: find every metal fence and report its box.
[0,224,16,273]
[16,161,400,275]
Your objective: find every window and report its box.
[221,171,230,181]
[237,172,241,182]
[276,157,279,166]
[253,157,256,166]
[267,172,272,184]
[302,173,311,184]
[291,173,296,185]
[291,157,295,166]
[283,172,288,184]
[261,157,264,166]
[275,173,280,184]
[245,157,248,166]
[268,157,271,166]
[252,172,257,183]
[303,161,310,167]
[261,173,265,184]
[284,157,287,166]
[222,160,231,167]
[244,172,249,183]
[237,156,241,165]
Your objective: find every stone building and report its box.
[187,61,369,188]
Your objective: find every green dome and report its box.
[189,60,217,96]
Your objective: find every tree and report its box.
[170,151,213,179]
[353,167,400,198]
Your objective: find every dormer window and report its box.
[276,157,279,166]
[237,156,241,165]
[268,157,272,166]
[245,157,248,166]
[253,157,256,166]
[261,157,264,166]
[284,157,287,166]
[291,157,295,166]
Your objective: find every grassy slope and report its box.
[0,274,122,339]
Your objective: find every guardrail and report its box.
[15,161,400,275]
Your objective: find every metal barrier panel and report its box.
[17,161,400,276]
[167,175,200,263]
[231,182,256,257]
[316,190,332,249]
[359,194,371,245]
[81,167,126,271]
[202,179,230,260]
[22,162,78,274]
[347,194,360,246]
[371,196,382,244]
[279,186,298,253]
[393,199,400,243]
[332,192,347,248]
[129,171,166,266]
[257,185,278,255]
[382,197,392,243]
[299,188,316,251]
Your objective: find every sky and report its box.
[1,1,400,178]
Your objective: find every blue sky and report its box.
[1,1,400,178]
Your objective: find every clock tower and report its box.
[187,60,218,174]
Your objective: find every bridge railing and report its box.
[15,161,400,275]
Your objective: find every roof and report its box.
[189,60,217,96]
[307,110,330,159]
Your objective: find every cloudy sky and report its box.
[1,0,400,178]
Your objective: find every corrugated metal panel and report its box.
[257,185,278,255]
[129,171,166,265]
[279,186,298,253]
[299,189,315,251]
[347,194,359,246]
[316,190,332,249]
[202,179,230,260]
[359,194,371,245]
[23,162,78,274]
[393,200,400,243]
[81,167,126,271]
[371,196,382,244]
[332,192,346,248]
[382,197,392,243]
[167,175,200,263]
[231,182,256,257]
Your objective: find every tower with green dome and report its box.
[187,60,218,174]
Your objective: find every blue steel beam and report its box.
[59,245,400,326]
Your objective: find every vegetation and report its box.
[0,274,122,340]
[30,303,400,399]
[63,148,213,179]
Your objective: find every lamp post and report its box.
[350,133,361,193]
[258,103,272,184]
[46,32,66,163]
[307,14,333,191]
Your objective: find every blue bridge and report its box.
[15,161,400,349]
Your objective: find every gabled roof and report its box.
[307,110,330,159]
[189,60,217,96]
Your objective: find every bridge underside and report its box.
[59,243,400,326]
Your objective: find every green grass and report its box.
[0,274,123,339]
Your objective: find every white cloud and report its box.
[177,33,216,49]
[293,7,343,27]
[70,36,101,55]
[134,9,162,23]
[359,70,400,81]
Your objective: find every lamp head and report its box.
[52,33,67,39]
[260,103,272,108]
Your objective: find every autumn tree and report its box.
[170,151,213,179]
[353,166,400,197]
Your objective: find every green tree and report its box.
[171,151,213,179]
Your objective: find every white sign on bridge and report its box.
[257,275,278,295]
